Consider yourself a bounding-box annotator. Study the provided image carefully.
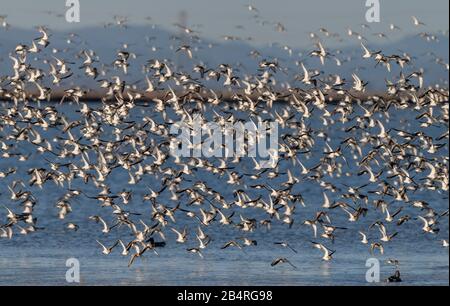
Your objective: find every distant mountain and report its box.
[1,26,448,91]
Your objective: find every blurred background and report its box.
[1,0,449,90]
[0,0,448,47]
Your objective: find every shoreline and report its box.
[1,88,449,103]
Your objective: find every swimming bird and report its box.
[387,270,402,283]
[66,223,79,231]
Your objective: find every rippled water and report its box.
[0,101,448,286]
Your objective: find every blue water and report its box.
[0,101,448,285]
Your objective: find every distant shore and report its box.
[1,88,448,104]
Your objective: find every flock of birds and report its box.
[0,7,449,283]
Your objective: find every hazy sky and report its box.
[1,0,448,47]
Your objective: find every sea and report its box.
[0,101,448,286]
